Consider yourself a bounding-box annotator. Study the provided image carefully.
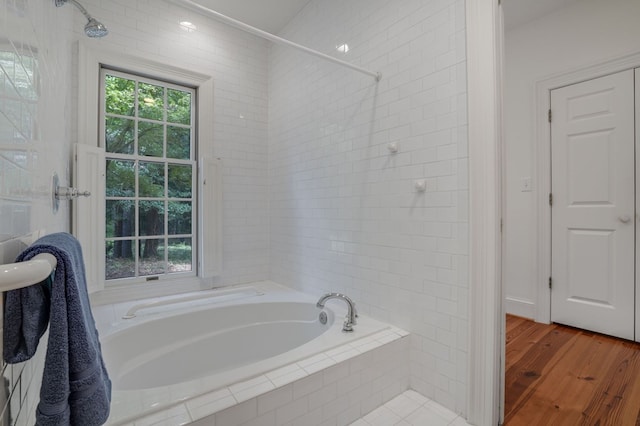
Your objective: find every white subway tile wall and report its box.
[268,0,468,415]
[1,0,469,423]
[0,0,75,423]
[0,0,73,241]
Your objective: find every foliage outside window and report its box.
[101,69,196,282]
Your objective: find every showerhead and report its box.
[84,17,109,38]
[55,0,109,38]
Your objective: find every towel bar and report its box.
[0,253,57,292]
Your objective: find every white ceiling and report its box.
[195,0,312,33]
[502,0,581,30]
[189,0,579,37]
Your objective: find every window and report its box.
[75,45,219,298]
[100,69,196,283]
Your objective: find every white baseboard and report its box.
[504,296,535,319]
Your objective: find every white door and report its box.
[551,69,635,340]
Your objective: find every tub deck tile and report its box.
[329,347,361,363]
[228,375,271,395]
[186,389,237,421]
[299,356,337,375]
[296,352,330,368]
[355,340,385,353]
[133,404,191,426]
[269,367,308,388]
[377,333,401,344]
[325,344,354,358]
[233,379,276,403]
[265,363,303,381]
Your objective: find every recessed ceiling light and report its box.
[336,44,349,54]
[180,21,197,32]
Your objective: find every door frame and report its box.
[635,68,640,341]
[534,52,640,324]
[466,0,503,424]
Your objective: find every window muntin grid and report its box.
[100,68,196,283]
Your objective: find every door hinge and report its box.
[549,277,552,289]
[548,109,552,123]
[549,193,553,206]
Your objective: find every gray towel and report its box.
[4,232,112,426]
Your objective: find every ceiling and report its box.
[195,0,312,33]
[502,0,580,30]
[189,0,579,36]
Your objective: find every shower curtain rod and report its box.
[169,0,382,82]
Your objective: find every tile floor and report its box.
[350,390,471,426]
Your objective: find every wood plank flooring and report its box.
[504,315,640,425]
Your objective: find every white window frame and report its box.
[76,42,221,304]
[100,68,198,285]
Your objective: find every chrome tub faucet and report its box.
[316,292,358,332]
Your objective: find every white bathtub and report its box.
[103,300,334,390]
[95,281,397,425]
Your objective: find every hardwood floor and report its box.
[504,315,640,425]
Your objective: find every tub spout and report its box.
[316,293,358,332]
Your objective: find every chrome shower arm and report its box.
[56,0,90,20]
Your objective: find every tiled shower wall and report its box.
[1,0,74,424]
[0,0,73,241]
[268,0,469,415]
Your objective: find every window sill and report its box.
[90,276,218,306]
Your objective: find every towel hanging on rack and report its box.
[3,232,111,426]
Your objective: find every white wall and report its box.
[269,0,468,414]
[504,0,640,318]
